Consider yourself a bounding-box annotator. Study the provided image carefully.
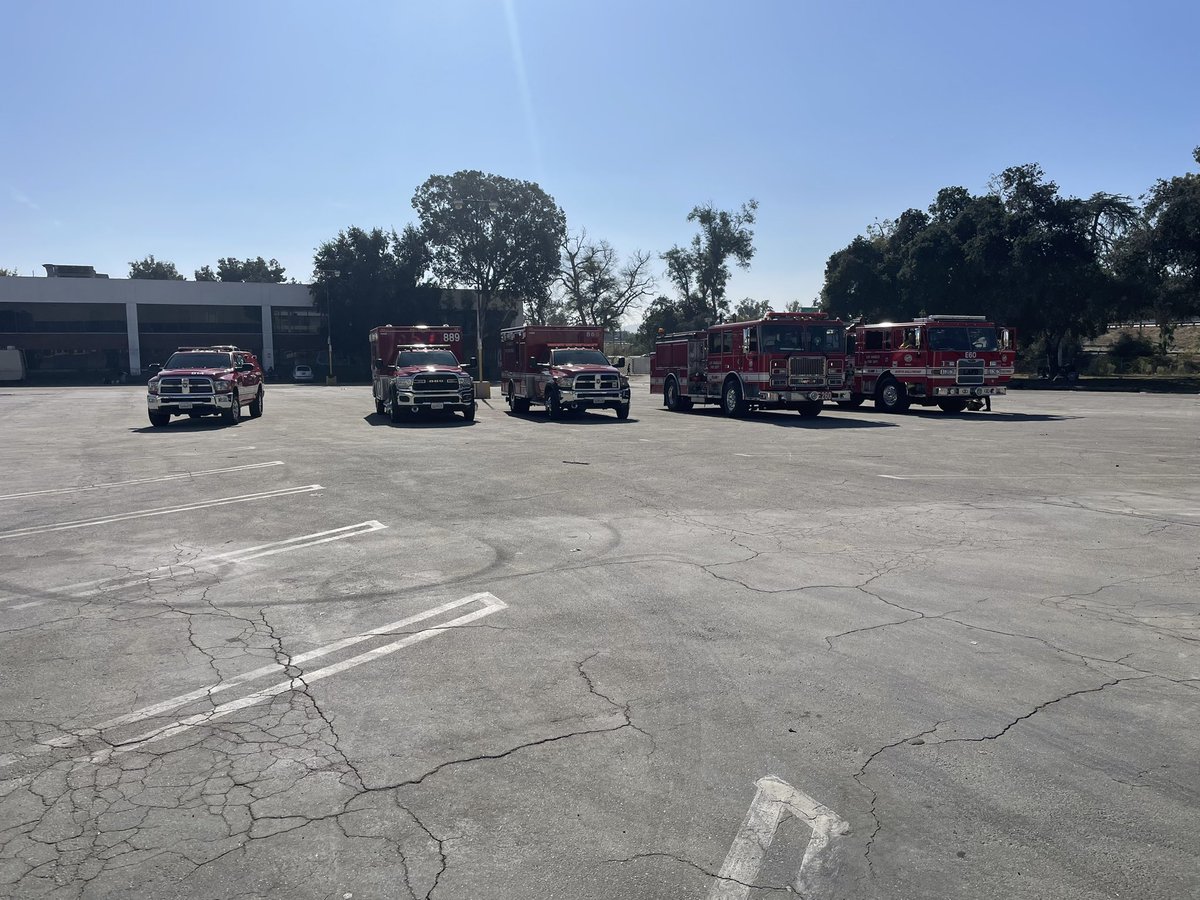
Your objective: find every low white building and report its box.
[0,269,318,378]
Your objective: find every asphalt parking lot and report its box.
[0,381,1196,900]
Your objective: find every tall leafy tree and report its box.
[310,226,441,377]
[128,255,184,280]
[412,170,566,373]
[730,298,772,321]
[662,199,758,324]
[557,231,656,332]
[1113,147,1200,349]
[0,268,17,276]
[195,257,288,283]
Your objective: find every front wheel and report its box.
[796,401,822,418]
[222,391,241,425]
[545,389,561,420]
[389,389,403,423]
[614,403,630,420]
[875,379,909,413]
[249,387,263,418]
[148,411,170,428]
[374,394,385,416]
[721,380,746,417]
[461,401,476,421]
[937,399,968,413]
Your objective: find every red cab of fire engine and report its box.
[499,325,630,419]
[843,315,1016,413]
[650,311,850,418]
[369,325,476,422]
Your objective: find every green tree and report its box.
[630,293,711,354]
[557,231,656,332]
[730,298,772,321]
[412,170,566,373]
[662,199,758,324]
[195,257,288,283]
[310,226,442,379]
[128,255,184,280]
[1113,147,1200,350]
[0,268,17,276]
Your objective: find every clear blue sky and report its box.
[3,0,1197,313]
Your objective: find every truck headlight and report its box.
[213,379,233,392]
[394,377,413,390]
[619,375,629,388]
[147,379,159,395]
[554,375,574,389]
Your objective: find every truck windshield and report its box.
[551,349,610,366]
[164,352,233,369]
[395,350,461,367]
[760,324,845,353]
[927,327,998,352]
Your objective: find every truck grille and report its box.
[413,374,460,392]
[159,377,214,396]
[789,356,826,385]
[956,360,985,385]
[573,373,619,390]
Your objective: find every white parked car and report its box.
[293,365,314,382]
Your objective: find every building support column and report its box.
[125,302,141,374]
[261,305,275,373]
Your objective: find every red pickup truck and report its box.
[146,345,264,427]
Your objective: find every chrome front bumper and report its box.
[932,386,1007,397]
[756,390,850,402]
[148,393,234,412]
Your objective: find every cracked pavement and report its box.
[0,383,1197,899]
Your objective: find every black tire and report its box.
[937,399,968,413]
[665,377,681,410]
[389,388,403,423]
[374,394,385,416]
[148,411,171,428]
[875,378,909,413]
[545,389,561,419]
[249,387,263,418]
[222,390,241,425]
[797,401,822,418]
[615,402,630,420]
[836,396,865,409]
[461,401,476,421]
[721,379,746,417]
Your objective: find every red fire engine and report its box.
[843,315,1015,412]
[500,325,630,419]
[369,325,476,421]
[650,311,850,417]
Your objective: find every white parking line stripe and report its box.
[0,521,386,609]
[38,593,495,753]
[102,594,508,757]
[8,601,43,611]
[0,485,323,541]
[0,461,285,501]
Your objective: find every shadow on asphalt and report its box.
[128,417,241,433]
[667,407,896,428]
[502,410,640,425]
[898,410,1081,422]
[363,412,477,428]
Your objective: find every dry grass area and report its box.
[1088,323,1200,353]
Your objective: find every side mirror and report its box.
[529,356,539,368]
[148,363,162,373]
[999,328,1012,350]
[374,358,384,370]
[467,356,478,370]
[612,356,626,369]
